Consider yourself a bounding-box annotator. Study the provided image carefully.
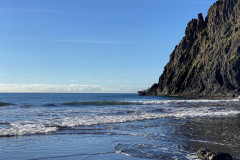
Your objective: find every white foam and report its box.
[1,103,240,136]
[190,139,225,146]
[129,98,240,105]
[0,122,57,137]
[55,106,240,128]
[186,153,201,160]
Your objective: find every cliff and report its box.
[146,0,240,97]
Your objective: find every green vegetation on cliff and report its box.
[146,0,240,97]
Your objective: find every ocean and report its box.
[0,93,239,160]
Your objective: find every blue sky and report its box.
[0,0,216,93]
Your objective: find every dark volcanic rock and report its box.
[197,148,233,160]
[211,153,233,160]
[146,0,240,97]
[197,148,213,159]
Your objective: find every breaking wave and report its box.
[0,102,13,107]
[61,98,240,106]
[0,122,57,137]
[53,107,240,127]
[62,101,131,106]
[1,105,239,137]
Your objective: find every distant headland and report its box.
[145,0,240,97]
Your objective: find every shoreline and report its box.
[143,93,240,99]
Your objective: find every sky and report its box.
[0,0,216,93]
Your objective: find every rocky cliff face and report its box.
[146,0,240,97]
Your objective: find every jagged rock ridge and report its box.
[146,0,240,97]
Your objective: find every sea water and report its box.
[0,93,239,160]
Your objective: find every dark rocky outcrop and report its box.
[197,148,233,160]
[146,0,240,97]
[0,102,13,107]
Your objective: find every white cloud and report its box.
[0,83,140,93]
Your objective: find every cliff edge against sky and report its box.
[146,0,240,97]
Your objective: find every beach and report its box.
[0,93,239,159]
